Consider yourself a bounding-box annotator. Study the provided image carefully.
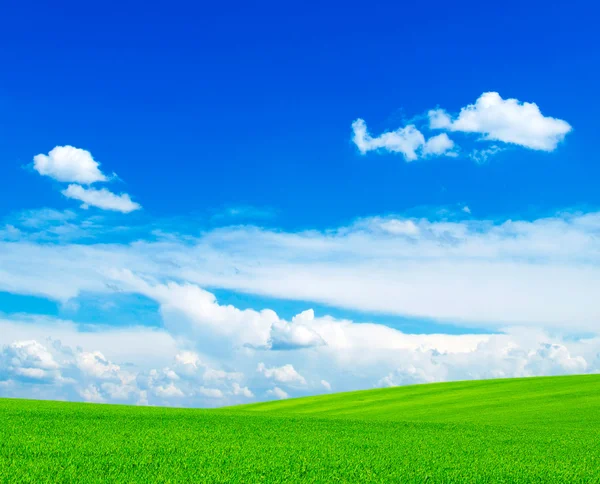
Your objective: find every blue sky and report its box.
[2,0,598,226]
[1,1,599,406]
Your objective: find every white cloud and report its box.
[257,363,307,385]
[351,119,455,161]
[31,147,141,214]
[267,387,289,400]
[428,109,453,129]
[153,382,185,399]
[110,273,277,353]
[422,133,457,157]
[429,92,572,151]
[33,146,108,184]
[469,145,504,164]
[270,311,326,350]
[0,340,62,383]
[378,337,588,388]
[0,328,256,406]
[376,218,420,236]
[232,382,254,398]
[1,310,599,407]
[76,351,122,380]
[80,384,105,403]
[0,317,178,369]
[198,387,224,398]
[3,209,600,332]
[62,185,141,213]
[174,350,242,382]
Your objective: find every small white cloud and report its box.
[33,146,108,184]
[62,184,141,213]
[198,387,224,398]
[232,382,254,398]
[352,119,455,161]
[153,382,185,399]
[429,92,572,151]
[469,145,504,164]
[267,386,289,400]
[257,362,306,385]
[462,206,471,214]
[422,133,456,157]
[321,380,331,391]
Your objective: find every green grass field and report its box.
[1,374,599,483]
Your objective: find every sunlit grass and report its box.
[1,374,599,482]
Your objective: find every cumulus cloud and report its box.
[232,382,254,398]
[153,382,185,399]
[1,311,598,407]
[378,339,588,388]
[174,350,243,382]
[0,340,62,383]
[0,333,255,406]
[257,363,307,385]
[31,146,141,214]
[76,351,122,380]
[422,133,457,157]
[351,119,455,160]
[104,273,488,359]
[0,338,145,403]
[109,273,277,353]
[429,92,572,151]
[62,185,141,213]
[198,387,224,398]
[33,146,108,184]
[267,387,289,400]
[269,310,326,350]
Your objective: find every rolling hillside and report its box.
[1,374,599,482]
[231,374,600,426]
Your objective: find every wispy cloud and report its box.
[469,145,504,164]
[2,209,600,331]
[62,185,141,213]
[352,119,456,160]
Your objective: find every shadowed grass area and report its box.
[1,374,599,482]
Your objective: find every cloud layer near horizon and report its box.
[1,206,600,406]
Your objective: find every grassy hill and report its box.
[232,374,600,426]
[2,374,599,482]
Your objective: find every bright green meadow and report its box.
[1,374,599,482]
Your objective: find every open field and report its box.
[1,374,599,482]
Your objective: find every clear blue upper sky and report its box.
[1,0,597,229]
